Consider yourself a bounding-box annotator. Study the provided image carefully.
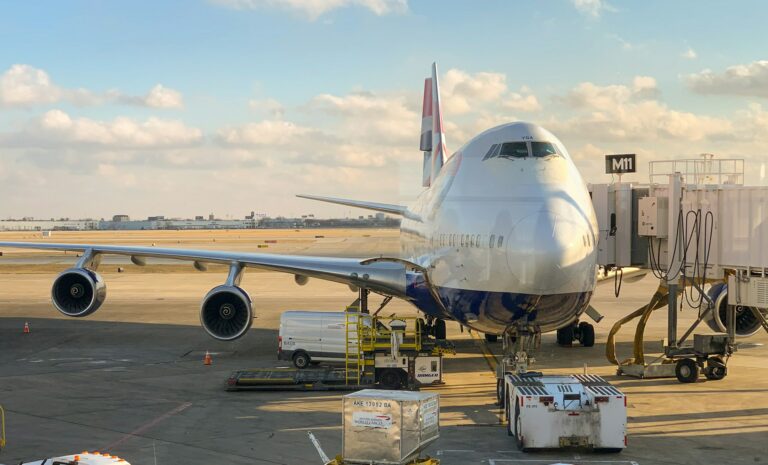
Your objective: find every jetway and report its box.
[589,157,768,382]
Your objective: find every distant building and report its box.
[147,216,165,221]
[195,216,204,221]
[112,214,130,222]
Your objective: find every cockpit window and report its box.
[498,142,529,158]
[531,141,558,158]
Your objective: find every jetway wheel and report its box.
[675,358,699,383]
[704,357,727,381]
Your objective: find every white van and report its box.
[278,311,370,368]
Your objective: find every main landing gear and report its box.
[425,316,447,340]
[556,321,595,347]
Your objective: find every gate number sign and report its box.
[605,154,636,174]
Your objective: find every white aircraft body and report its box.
[0,64,599,344]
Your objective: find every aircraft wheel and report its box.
[434,319,447,340]
[557,325,574,346]
[675,358,699,383]
[579,322,595,347]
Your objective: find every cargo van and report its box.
[278,311,371,368]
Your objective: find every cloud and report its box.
[686,60,768,98]
[441,69,508,114]
[249,98,285,119]
[143,84,184,109]
[681,47,697,60]
[552,77,731,142]
[571,0,614,18]
[309,91,418,144]
[0,109,203,149]
[563,76,659,110]
[0,64,184,109]
[210,0,407,20]
[503,90,541,112]
[218,119,320,146]
[0,64,62,106]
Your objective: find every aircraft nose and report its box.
[505,209,594,293]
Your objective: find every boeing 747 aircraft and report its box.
[0,64,600,349]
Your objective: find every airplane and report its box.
[0,63,601,351]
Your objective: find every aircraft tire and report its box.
[434,320,447,340]
[579,322,595,347]
[557,325,574,346]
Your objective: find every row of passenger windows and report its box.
[482,141,560,161]
[432,233,504,249]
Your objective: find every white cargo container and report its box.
[504,374,626,452]
[342,389,439,464]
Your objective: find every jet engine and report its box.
[51,268,107,317]
[200,285,253,341]
[704,283,764,337]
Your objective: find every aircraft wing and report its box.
[0,240,411,341]
[0,241,408,297]
[296,194,421,221]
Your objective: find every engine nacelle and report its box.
[200,285,253,341]
[51,268,107,317]
[705,283,764,338]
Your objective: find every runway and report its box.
[1,229,767,464]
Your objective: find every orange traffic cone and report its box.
[203,351,212,365]
[23,322,30,334]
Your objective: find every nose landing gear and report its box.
[556,321,595,347]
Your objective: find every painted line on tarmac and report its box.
[103,401,192,451]
[487,460,639,465]
[470,331,498,373]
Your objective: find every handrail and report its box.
[0,404,6,450]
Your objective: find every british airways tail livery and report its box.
[0,63,599,346]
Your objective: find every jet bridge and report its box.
[589,156,768,383]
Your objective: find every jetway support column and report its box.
[665,173,683,354]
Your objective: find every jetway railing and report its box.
[649,156,744,185]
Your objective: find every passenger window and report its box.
[497,235,504,248]
[498,142,529,158]
[489,234,496,248]
[531,141,558,158]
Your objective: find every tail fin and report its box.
[419,63,448,188]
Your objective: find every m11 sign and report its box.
[605,154,636,174]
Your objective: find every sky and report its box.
[1,0,768,220]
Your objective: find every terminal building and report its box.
[0,213,398,232]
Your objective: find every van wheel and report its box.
[379,369,404,390]
[292,351,311,369]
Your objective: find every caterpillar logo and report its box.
[605,154,636,174]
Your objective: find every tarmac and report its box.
[1,229,767,465]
